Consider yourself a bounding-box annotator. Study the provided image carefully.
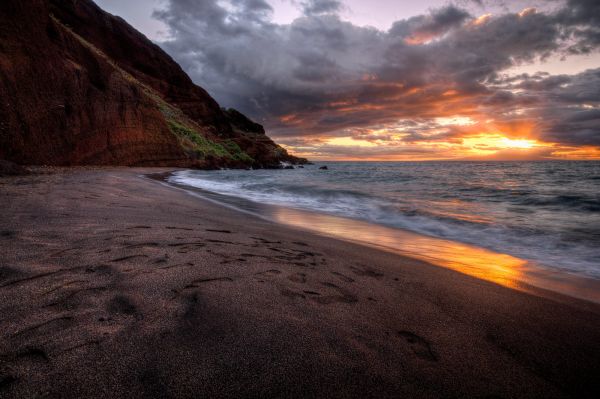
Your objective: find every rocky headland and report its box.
[0,0,305,168]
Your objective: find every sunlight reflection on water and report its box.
[270,206,600,303]
[162,175,600,304]
[272,207,525,288]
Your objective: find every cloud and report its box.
[388,5,470,44]
[556,0,600,53]
[301,0,342,16]
[154,0,600,158]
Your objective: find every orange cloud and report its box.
[277,115,600,161]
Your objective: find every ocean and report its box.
[169,161,600,282]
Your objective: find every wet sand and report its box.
[1,167,599,398]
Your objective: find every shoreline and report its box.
[1,167,600,398]
[158,171,600,305]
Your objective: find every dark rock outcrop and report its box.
[0,0,306,168]
[222,108,265,135]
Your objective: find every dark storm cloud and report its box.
[154,0,600,148]
[301,0,342,15]
[536,69,600,145]
[388,6,470,41]
[556,0,600,53]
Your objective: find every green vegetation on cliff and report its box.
[166,120,227,158]
[54,14,256,166]
[164,116,254,164]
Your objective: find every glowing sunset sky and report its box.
[97,0,600,160]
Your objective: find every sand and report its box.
[1,167,599,398]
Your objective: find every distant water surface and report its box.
[170,161,600,281]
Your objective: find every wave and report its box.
[515,195,600,212]
[170,164,600,279]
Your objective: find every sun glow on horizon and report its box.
[326,137,378,147]
[278,122,600,161]
[499,137,536,149]
[460,133,539,153]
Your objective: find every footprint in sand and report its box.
[251,236,282,244]
[280,283,358,305]
[85,264,115,275]
[312,292,358,304]
[288,272,307,283]
[254,269,282,280]
[331,271,354,283]
[280,288,306,299]
[303,290,320,295]
[108,295,139,318]
[398,331,438,361]
[124,242,160,249]
[185,277,234,289]
[14,347,49,363]
[349,265,384,278]
[110,254,148,263]
[206,239,238,245]
[206,229,232,234]
[312,295,357,304]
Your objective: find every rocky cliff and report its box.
[0,0,305,168]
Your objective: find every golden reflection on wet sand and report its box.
[272,206,600,303]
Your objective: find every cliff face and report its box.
[0,0,304,168]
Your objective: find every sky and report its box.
[96,0,600,160]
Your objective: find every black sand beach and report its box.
[1,168,600,398]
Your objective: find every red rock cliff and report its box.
[0,0,305,168]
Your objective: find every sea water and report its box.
[170,161,600,280]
